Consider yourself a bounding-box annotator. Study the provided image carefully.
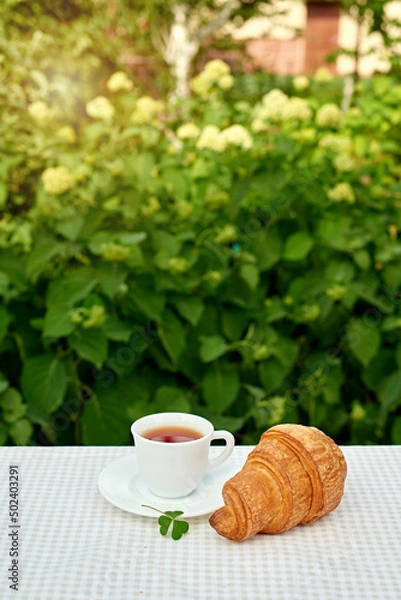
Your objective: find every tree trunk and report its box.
[164,4,199,98]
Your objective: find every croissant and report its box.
[209,423,347,541]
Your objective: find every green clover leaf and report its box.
[143,505,190,540]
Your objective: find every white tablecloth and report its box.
[0,445,400,600]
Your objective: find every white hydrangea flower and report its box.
[86,96,115,120]
[314,67,334,82]
[190,59,232,97]
[316,104,343,128]
[204,59,231,78]
[293,75,310,91]
[41,166,73,195]
[57,126,76,144]
[219,124,252,150]
[334,154,355,172]
[281,97,312,121]
[176,123,200,140]
[28,100,50,120]
[106,71,133,93]
[130,96,164,124]
[319,134,353,153]
[327,182,355,204]
[260,89,289,122]
[196,125,226,152]
[219,73,234,90]
[251,118,268,133]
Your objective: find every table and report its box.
[0,445,400,600]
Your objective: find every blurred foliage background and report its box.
[1,0,401,447]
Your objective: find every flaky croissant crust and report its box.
[209,424,347,541]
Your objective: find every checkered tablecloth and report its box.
[1,444,400,600]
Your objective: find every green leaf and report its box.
[259,358,289,395]
[145,507,190,540]
[158,515,171,536]
[0,387,23,411]
[347,319,381,367]
[201,364,240,412]
[239,263,259,290]
[173,295,204,326]
[249,227,282,272]
[283,232,314,261]
[81,390,131,446]
[0,181,7,207]
[362,349,396,391]
[69,328,108,366]
[20,354,67,413]
[378,370,401,411]
[102,316,132,342]
[221,306,248,341]
[325,260,355,284]
[128,277,166,320]
[46,267,97,308]
[0,423,7,446]
[353,249,371,271]
[171,520,189,540]
[317,216,352,251]
[132,152,155,191]
[273,337,299,370]
[8,419,33,445]
[43,304,75,338]
[158,309,186,364]
[87,230,146,255]
[391,416,401,444]
[152,386,191,413]
[0,374,9,394]
[55,216,84,241]
[0,305,11,343]
[0,272,10,296]
[117,232,147,245]
[97,262,129,299]
[199,335,229,363]
[26,238,67,281]
[165,510,184,519]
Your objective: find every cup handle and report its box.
[206,430,235,472]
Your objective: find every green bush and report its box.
[1,56,401,446]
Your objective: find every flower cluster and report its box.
[203,270,222,286]
[27,101,50,120]
[106,71,133,93]
[196,125,225,152]
[168,257,188,274]
[214,224,236,244]
[0,216,32,253]
[141,196,161,217]
[315,104,343,128]
[196,124,252,152]
[333,154,355,172]
[314,67,334,83]
[41,166,74,195]
[190,59,234,98]
[70,305,106,328]
[252,89,312,130]
[176,123,200,140]
[130,96,164,125]
[57,126,77,144]
[220,125,253,150]
[100,242,130,261]
[293,75,310,91]
[319,134,353,154]
[327,182,356,204]
[86,96,115,120]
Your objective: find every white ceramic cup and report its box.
[131,412,235,498]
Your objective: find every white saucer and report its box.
[98,452,240,518]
